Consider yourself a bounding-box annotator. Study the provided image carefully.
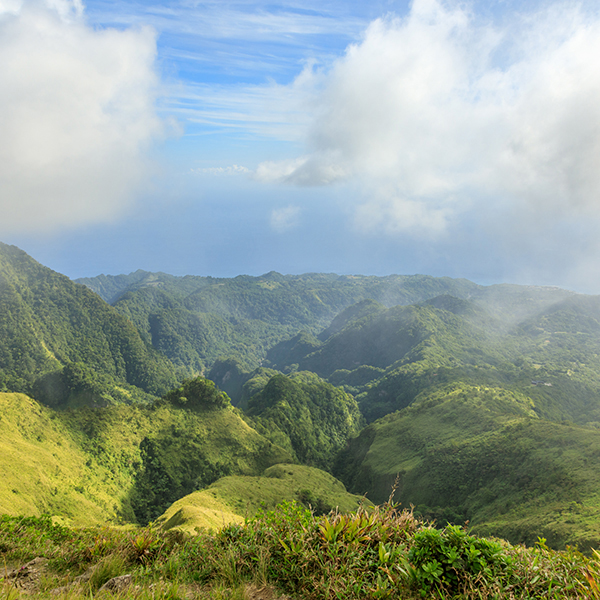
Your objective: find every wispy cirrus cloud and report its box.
[85,1,366,79]
[87,1,366,39]
[81,1,370,145]
[165,61,321,140]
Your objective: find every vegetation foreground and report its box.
[2,502,600,600]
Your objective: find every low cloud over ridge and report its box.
[0,0,163,234]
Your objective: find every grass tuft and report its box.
[1,503,599,599]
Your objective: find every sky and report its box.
[2,0,600,292]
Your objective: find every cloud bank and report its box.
[0,0,163,234]
[256,0,600,235]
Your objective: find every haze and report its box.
[2,0,600,292]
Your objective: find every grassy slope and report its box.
[0,392,292,526]
[155,463,369,535]
[0,393,120,522]
[336,383,600,551]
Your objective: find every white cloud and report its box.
[254,155,347,185]
[45,0,82,21]
[0,0,22,16]
[257,0,600,234]
[191,165,250,175]
[353,189,453,237]
[0,0,163,234]
[270,205,300,233]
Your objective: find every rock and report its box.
[74,568,93,584]
[4,557,48,592]
[98,573,133,593]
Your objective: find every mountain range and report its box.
[2,241,600,550]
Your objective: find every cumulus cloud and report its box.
[256,0,600,234]
[353,190,452,237]
[0,0,163,234]
[270,205,301,233]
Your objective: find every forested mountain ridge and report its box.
[76,269,574,374]
[4,242,600,552]
[0,242,180,406]
[263,294,600,424]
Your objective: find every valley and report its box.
[2,240,600,556]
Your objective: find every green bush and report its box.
[159,377,231,410]
[406,525,512,596]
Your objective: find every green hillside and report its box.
[0,243,180,407]
[244,371,364,469]
[156,463,368,535]
[335,382,600,551]
[0,392,120,523]
[0,385,291,526]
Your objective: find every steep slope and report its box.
[0,393,121,522]
[245,371,364,470]
[0,383,292,526]
[267,299,505,421]
[298,303,495,377]
[0,243,179,406]
[335,383,600,551]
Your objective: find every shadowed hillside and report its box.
[0,243,179,407]
[335,382,600,551]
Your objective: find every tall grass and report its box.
[1,504,599,599]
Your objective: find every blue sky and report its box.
[2,0,600,292]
